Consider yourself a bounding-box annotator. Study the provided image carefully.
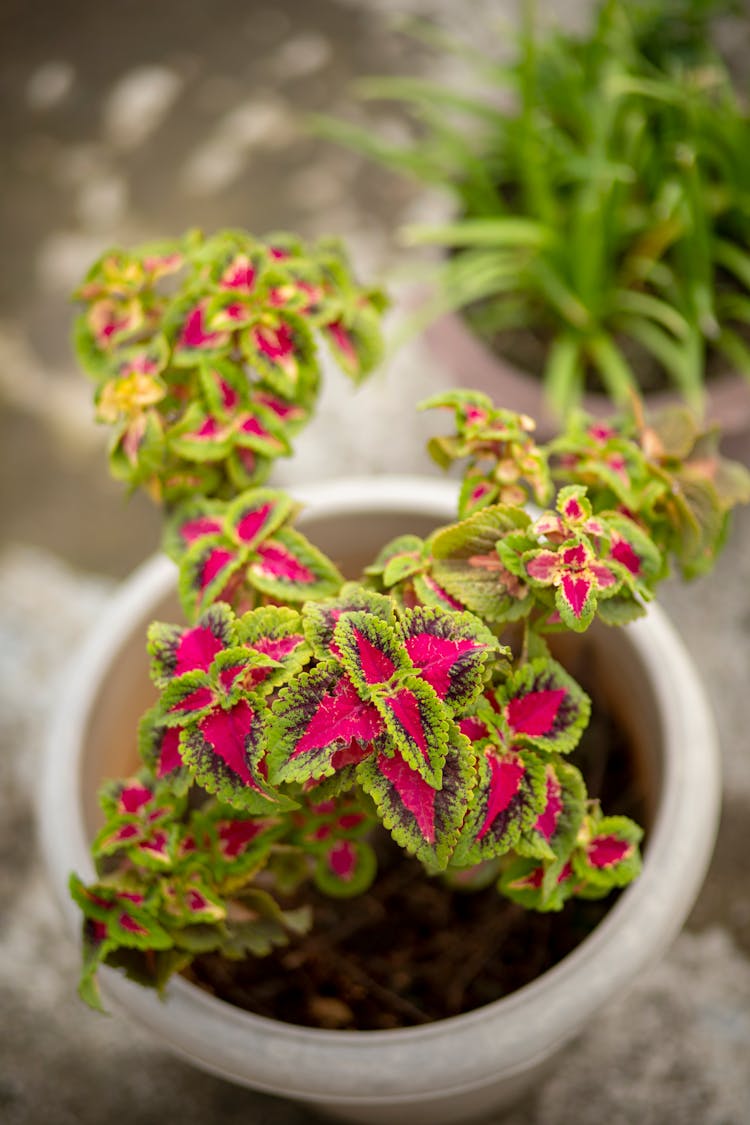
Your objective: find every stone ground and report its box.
[2,1,750,1122]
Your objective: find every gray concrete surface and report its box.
[2,1,750,1122]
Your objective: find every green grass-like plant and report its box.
[313,0,750,418]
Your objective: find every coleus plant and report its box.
[73,227,387,503]
[71,230,750,1012]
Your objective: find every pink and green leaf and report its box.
[460,473,503,519]
[178,538,245,619]
[412,572,468,613]
[364,534,426,588]
[147,603,234,686]
[334,612,410,692]
[516,761,587,865]
[313,838,378,897]
[196,811,284,883]
[572,814,643,890]
[302,584,396,660]
[240,311,317,401]
[171,298,230,362]
[454,746,546,864]
[160,670,217,724]
[235,605,311,693]
[430,505,533,623]
[375,677,451,787]
[398,604,504,712]
[162,874,227,925]
[246,527,344,603]
[70,874,173,951]
[323,304,384,384]
[224,488,296,549]
[357,731,476,868]
[178,699,288,813]
[167,403,234,463]
[498,856,578,912]
[503,659,591,754]
[266,664,385,785]
[137,707,192,791]
[163,498,225,560]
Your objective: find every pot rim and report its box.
[38,474,721,1103]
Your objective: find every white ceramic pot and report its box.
[39,475,720,1125]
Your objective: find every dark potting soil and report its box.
[187,660,648,1031]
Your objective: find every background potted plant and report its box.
[313,0,750,436]
[41,225,750,1124]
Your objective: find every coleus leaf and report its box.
[137,706,191,792]
[93,819,176,869]
[162,873,227,926]
[162,498,225,560]
[194,810,284,886]
[397,604,505,713]
[154,644,261,716]
[502,658,591,755]
[178,698,291,814]
[364,534,426,588]
[232,410,290,460]
[497,855,578,913]
[220,888,313,960]
[291,791,372,848]
[170,297,231,364]
[357,729,477,869]
[334,611,412,691]
[148,602,235,687]
[167,403,235,463]
[572,814,643,892]
[160,669,219,724]
[223,489,297,549]
[333,610,468,785]
[412,571,468,613]
[302,583,396,660]
[178,538,246,619]
[430,505,533,623]
[69,874,172,952]
[458,473,502,518]
[266,663,387,786]
[246,526,344,603]
[299,747,369,802]
[169,491,306,618]
[323,302,385,384]
[453,745,547,865]
[516,760,587,867]
[375,676,451,788]
[92,778,185,872]
[524,539,621,632]
[240,310,318,404]
[235,605,311,694]
[605,512,665,593]
[362,536,469,613]
[313,838,378,898]
[96,773,181,823]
